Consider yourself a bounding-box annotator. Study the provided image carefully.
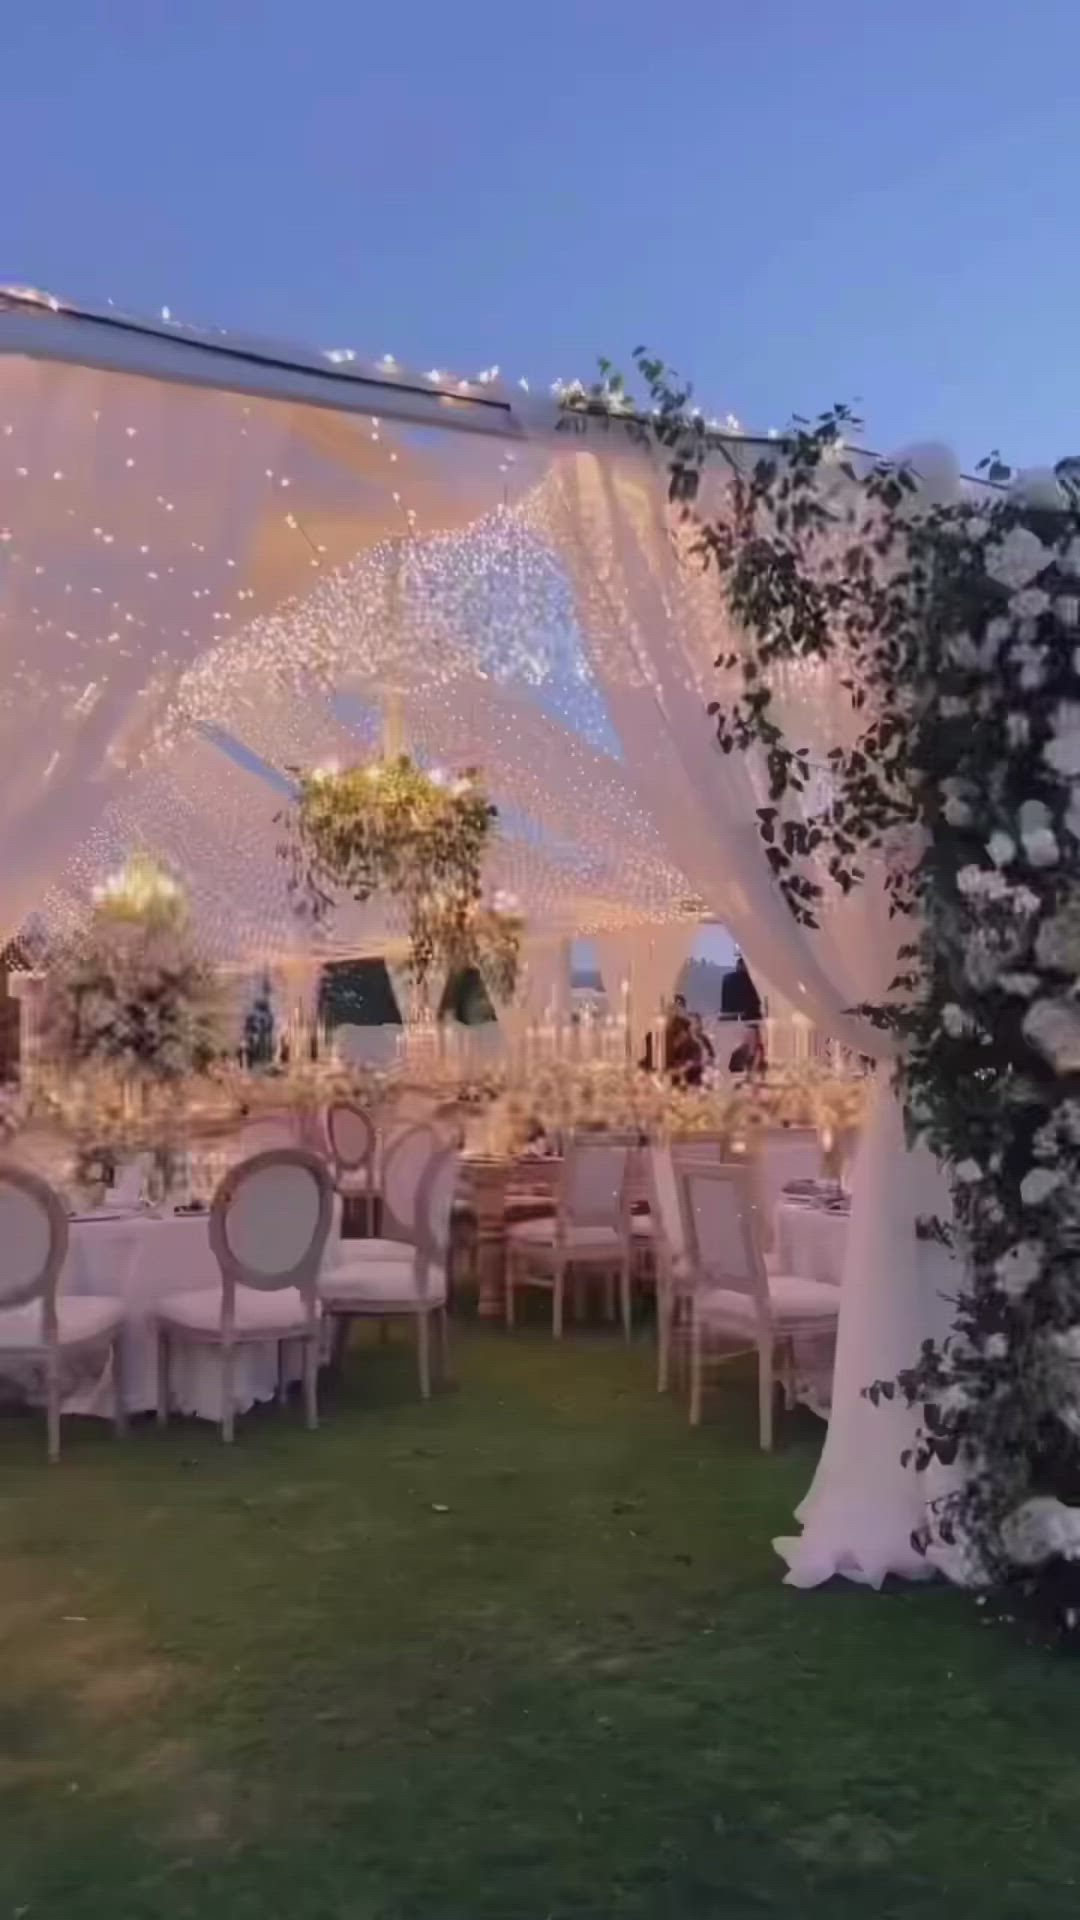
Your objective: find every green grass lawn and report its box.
[2,1324,1079,1919]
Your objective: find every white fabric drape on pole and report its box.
[538,441,955,1590]
[591,924,696,1050]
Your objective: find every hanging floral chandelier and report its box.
[278,754,522,998]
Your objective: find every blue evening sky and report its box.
[3,0,1078,469]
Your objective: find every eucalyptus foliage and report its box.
[588,354,1080,1632]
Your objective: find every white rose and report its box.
[1010,468,1067,512]
[1006,713,1031,749]
[956,866,985,897]
[1024,997,1080,1072]
[995,1240,1043,1298]
[985,526,1052,589]
[1045,703,1080,778]
[1058,597,1080,628]
[988,831,1016,868]
[1023,827,1059,868]
[1011,587,1051,622]
[942,1002,970,1038]
[1001,1496,1080,1567]
[943,794,973,827]
[1017,648,1047,689]
[1021,1166,1064,1206]
[1019,799,1052,833]
[985,1333,1008,1360]
[953,1158,982,1184]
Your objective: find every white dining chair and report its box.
[155,1147,333,1443]
[319,1144,460,1399]
[676,1162,840,1446]
[0,1161,126,1462]
[325,1100,378,1235]
[505,1134,634,1338]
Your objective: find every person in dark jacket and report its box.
[720,955,763,1022]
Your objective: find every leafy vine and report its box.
[583,352,1080,1633]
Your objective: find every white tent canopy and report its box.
[0,282,959,1593]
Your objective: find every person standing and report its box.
[720,955,763,1022]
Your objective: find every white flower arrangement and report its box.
[42,855,221,1086]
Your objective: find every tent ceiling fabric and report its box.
[0,289,844,1016]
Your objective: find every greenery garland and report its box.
[279,755,521,1000]
[579,354,1080,1636]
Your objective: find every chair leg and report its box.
[303,1335,319,1430]
[156,1329,169,1427]
[221,1345,236,1444]
[330,1315,351,1371]
[758,1337,775,1452]
[417,1311,431,1399]
[436,1306,450,1383]
[276,1340,289,1407]
[689,1310,703,1427]
[620,1257,632,1342]
[112,1333,127,1439]
[505,1260,515,1328]
[657,1294,671,1393]
[553,1264,565,1339]
[45,1352,61,1465]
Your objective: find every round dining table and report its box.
[53,1208,306,1420]
[774,1199,850,1287]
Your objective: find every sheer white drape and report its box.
[590,925,696,1048]
[536,441,959,1589]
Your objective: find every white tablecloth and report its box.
[774,1200,848,1419]
[775,1200,849,1286]
[23,1211,308,1422]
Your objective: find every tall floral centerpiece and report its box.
[278,755,521,1003]
[42,853,220,1091]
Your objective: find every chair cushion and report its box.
[336,1168,375,1196]
[157,1286,316,1337]
[506,1220,621,1252]
[0,1295,125,1352]
[330,1237,414,1269]
[320,1262,447,1309]
[697,1273,840,1329]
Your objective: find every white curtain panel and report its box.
[591,924,696,1043]
[538,440,962,1590]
